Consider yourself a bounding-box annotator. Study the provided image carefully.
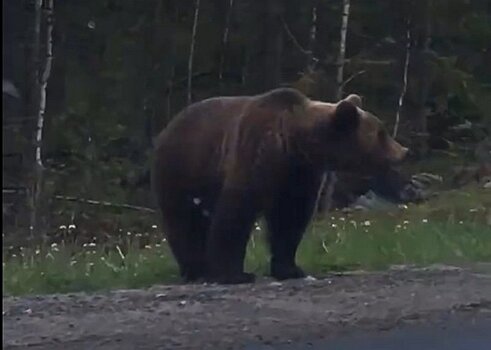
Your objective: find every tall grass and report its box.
[3,186,491,296]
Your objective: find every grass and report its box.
[3,185,491,296]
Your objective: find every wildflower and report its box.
[422,219,428,223]
[321,240,329,254]
[35,249,40,255]
[363,220,371,227]
[331,223,337,228]
[116,245,125,260]
[339,217,346,221]
[193,197,202,205]
[155,244,161,248]
[88,242,96,247]
[145,245,152,249]
[127,231,132,236]
[70,260,77,266]
[59,225,67,230]
[403,220,409,225]
[68,224,76,230]
[151,225,158,229]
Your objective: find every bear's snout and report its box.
[389,145,409,164]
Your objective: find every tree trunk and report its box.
[306,3,318,73]
[30,0,54,235]
[166,65,175,122]
[23,0,43,236]
[248,0,284,93]
[187,0,201,105]
[218,0,234,91]
[241,47,249,88]
[393,19,411,138]
[336,0,351,101]
[401,0,433,156]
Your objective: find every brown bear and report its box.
[152,88,408,284]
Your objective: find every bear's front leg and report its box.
[265,167,324,280]
[205,187,259,284]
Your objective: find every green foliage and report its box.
[4,0,491,238]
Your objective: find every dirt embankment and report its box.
[3,264,491,350]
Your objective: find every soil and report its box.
[3,264,491,350]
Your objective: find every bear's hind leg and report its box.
[160,199,209,282]
[205,188,258,284]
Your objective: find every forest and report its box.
[2,0,491,294]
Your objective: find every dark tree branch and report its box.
[54,195,156,213]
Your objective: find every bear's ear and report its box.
[343,94,363,108]
[332,100,360,134]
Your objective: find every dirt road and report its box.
[3,264,491,350]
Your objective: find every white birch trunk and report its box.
[31,0,54,234]
[393,21,411,138]
[336,0,351,100]
[187,0,201,105]
[36,0,54,169]
[27,0,43,234]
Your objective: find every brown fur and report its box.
[152,88,408,284]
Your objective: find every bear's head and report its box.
[309,94,409,174]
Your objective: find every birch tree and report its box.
[336,0,351,100]
[393,19,411,138]
[187,0,201,105]
[28,0,54,234]
[24,0,43,235]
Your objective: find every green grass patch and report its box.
[3,186,491,296]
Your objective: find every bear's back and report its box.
[153,96,253,190]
